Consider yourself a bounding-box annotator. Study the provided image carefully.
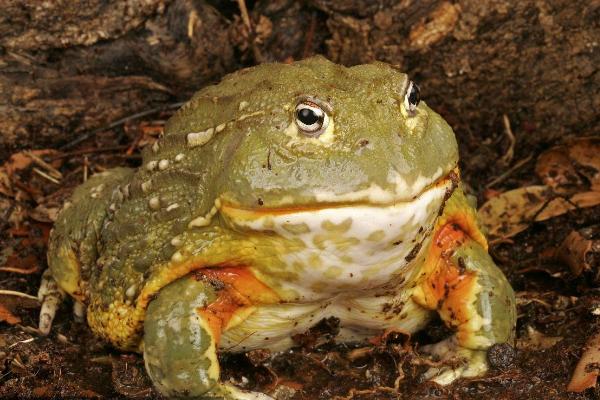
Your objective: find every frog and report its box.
[39,56,516,399]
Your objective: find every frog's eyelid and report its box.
[400,78,410,98]
[295,96,333,114]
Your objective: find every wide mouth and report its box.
[218,168,459,219]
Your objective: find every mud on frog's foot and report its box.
[420,336,488,385]
[37,269,65,335]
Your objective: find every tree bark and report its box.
[1,0,598,173]
[0,0,234,158]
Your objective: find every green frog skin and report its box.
[39,56,516,399]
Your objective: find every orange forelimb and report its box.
[414,221,481,340]
[195,267,279,343]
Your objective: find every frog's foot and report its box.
[37,269,65,335]
[73,300,86,323]
[208,385,275,400]
[144,275,274,400]
[420,337,487,385]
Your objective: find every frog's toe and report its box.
[37,270,65,335]
[420,336,457,360]
[188,385,274,400]
[421,337,488,385]
[73,300,86,322]
[221,386,275,400]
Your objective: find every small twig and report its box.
[32,167,61,184]
[24,151,63,179]
[60,102,185,150]
[83,156,89,182]
[236,0,263,63]
[333,387,397,400]
[48,145,130,160]
[126,130,145,156]
[501,114,515,164]
[8,337,35,349]
[187,9,198,39]
[0,265,38,274]
[237,0,252,31]
[0,290,39,300]
[485,154,534,188]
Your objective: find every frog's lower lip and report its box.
[219,169,459,217]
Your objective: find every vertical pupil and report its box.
[298,108,320,125]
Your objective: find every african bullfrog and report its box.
[39,56,516,399]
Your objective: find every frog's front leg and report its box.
[144,274,274,400]
[38,269,66,334]
[412,223,516,385]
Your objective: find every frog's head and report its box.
[161,56,460,291]
[166,56,458,211]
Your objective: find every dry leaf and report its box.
[0,303,21,324]
[478,185,550,241]
[536,137,600,193]
[535,147,582,193]
[536,191,600,221]
[556,231,594,277]
[568,138,600,191]
[409,2,460,51]
[568,330,600,392]
[0,290,40,325]
[516,325,563,351]
[479,186,600,241]
[3,149,61,177]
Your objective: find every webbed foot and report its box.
[37,269,65,335]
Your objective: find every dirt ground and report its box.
[1,1,600,399]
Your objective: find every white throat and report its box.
[221,180,451,300]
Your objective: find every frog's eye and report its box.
[295,101,329,137]
[404,81,420,114]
